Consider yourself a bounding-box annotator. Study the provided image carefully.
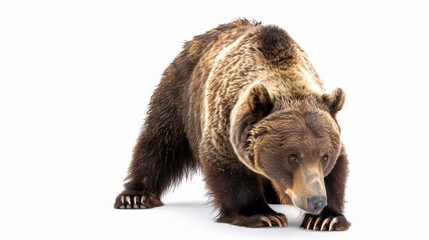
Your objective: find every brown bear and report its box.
[114,19,350,231]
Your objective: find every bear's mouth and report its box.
[286,189,327,214]
[286,189,309,213]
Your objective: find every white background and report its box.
[1,1,428,239]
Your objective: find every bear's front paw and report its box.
[114,190,162,209]
[301,214,350,231]
[218,212,288,228]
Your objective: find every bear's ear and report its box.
[322,88,346,115]
[247,83,274,121]
[229,82,273,164]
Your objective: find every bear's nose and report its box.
[307,196,327,213]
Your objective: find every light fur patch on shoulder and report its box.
[202,32,251,134]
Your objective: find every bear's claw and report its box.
[117,195,147,209]
[218,212,288,228]
[301,214,350,231]
[114,192,162,209]
[260,214,288,227]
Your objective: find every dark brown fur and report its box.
[114,19,350,231]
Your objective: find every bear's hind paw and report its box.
[114,192,162,209]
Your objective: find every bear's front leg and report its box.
[301,147,351,231]
[203,155,287,228]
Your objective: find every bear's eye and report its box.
[288,154,299,164]
[321,155,329,164]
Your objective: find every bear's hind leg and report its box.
[114,115,195,209]
[114,80,196,209]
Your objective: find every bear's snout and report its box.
[284,163,328,213]
[307,195,327,214]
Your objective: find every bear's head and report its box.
[230,82,345,214]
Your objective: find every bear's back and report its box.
[181,20,325,157]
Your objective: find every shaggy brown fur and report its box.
[114,19,350,231]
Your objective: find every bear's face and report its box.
[252,110,341,214]
[230,82,345,214]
